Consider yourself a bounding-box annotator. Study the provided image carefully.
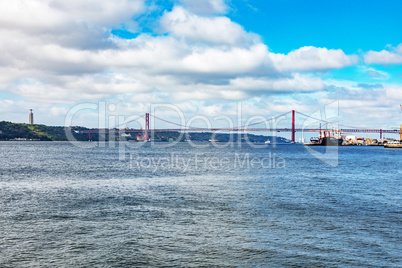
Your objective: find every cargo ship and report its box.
[304,129,343,146]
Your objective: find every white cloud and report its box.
[10,79,109,104]
[0,0,144,49]
[319,80,402,128]
[160,7,257,46]
[0,0,144,30]
[164,74,325,101]
[174,89,247,101]
[179,44,270,74]
[104,35,270,76]
[49,0,145,26]
[364,67,390,80]
[366,50,402,64]
[229,74,325,92]
[50,106,69,116]
[364,44,402,64]
[270,46,358,72]
[385,85,402,101]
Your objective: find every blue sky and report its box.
[0,0,401,135]
[229,0,402,54]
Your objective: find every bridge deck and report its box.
[78,128,400,134]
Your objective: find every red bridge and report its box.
[78,110,400,142]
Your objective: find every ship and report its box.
[384,140,402,148]
[265,140,271,144]
[384,125,402,147]
[304,129,343,146]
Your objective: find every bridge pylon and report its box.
[292,110,295,143]
[144,113,150,141]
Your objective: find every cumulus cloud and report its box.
[364,44,402,64]
[0,0,144,30]
[178,44,271,75]
[49,0,145,26]
[228,74,325,93]
[163,74,325,101]
[269,46,358,72]
[0,0,144,49]
[10,79,109,104]
[160,6,257,46]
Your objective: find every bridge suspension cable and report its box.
[115,115,144,128]
[295,111,382,130]
[151,111,292,131]
[236,111,292,130]
[295,111,340,126]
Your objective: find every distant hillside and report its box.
[0,121,87,141]
[0,121,289,143]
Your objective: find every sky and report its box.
[1,0,402,132]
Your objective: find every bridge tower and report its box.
[291,110,295,143]
[144,113,150,141]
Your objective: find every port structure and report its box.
[78,110,400,142]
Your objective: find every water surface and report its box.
[0,142,401,267]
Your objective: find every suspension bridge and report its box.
[78,110,400,142]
